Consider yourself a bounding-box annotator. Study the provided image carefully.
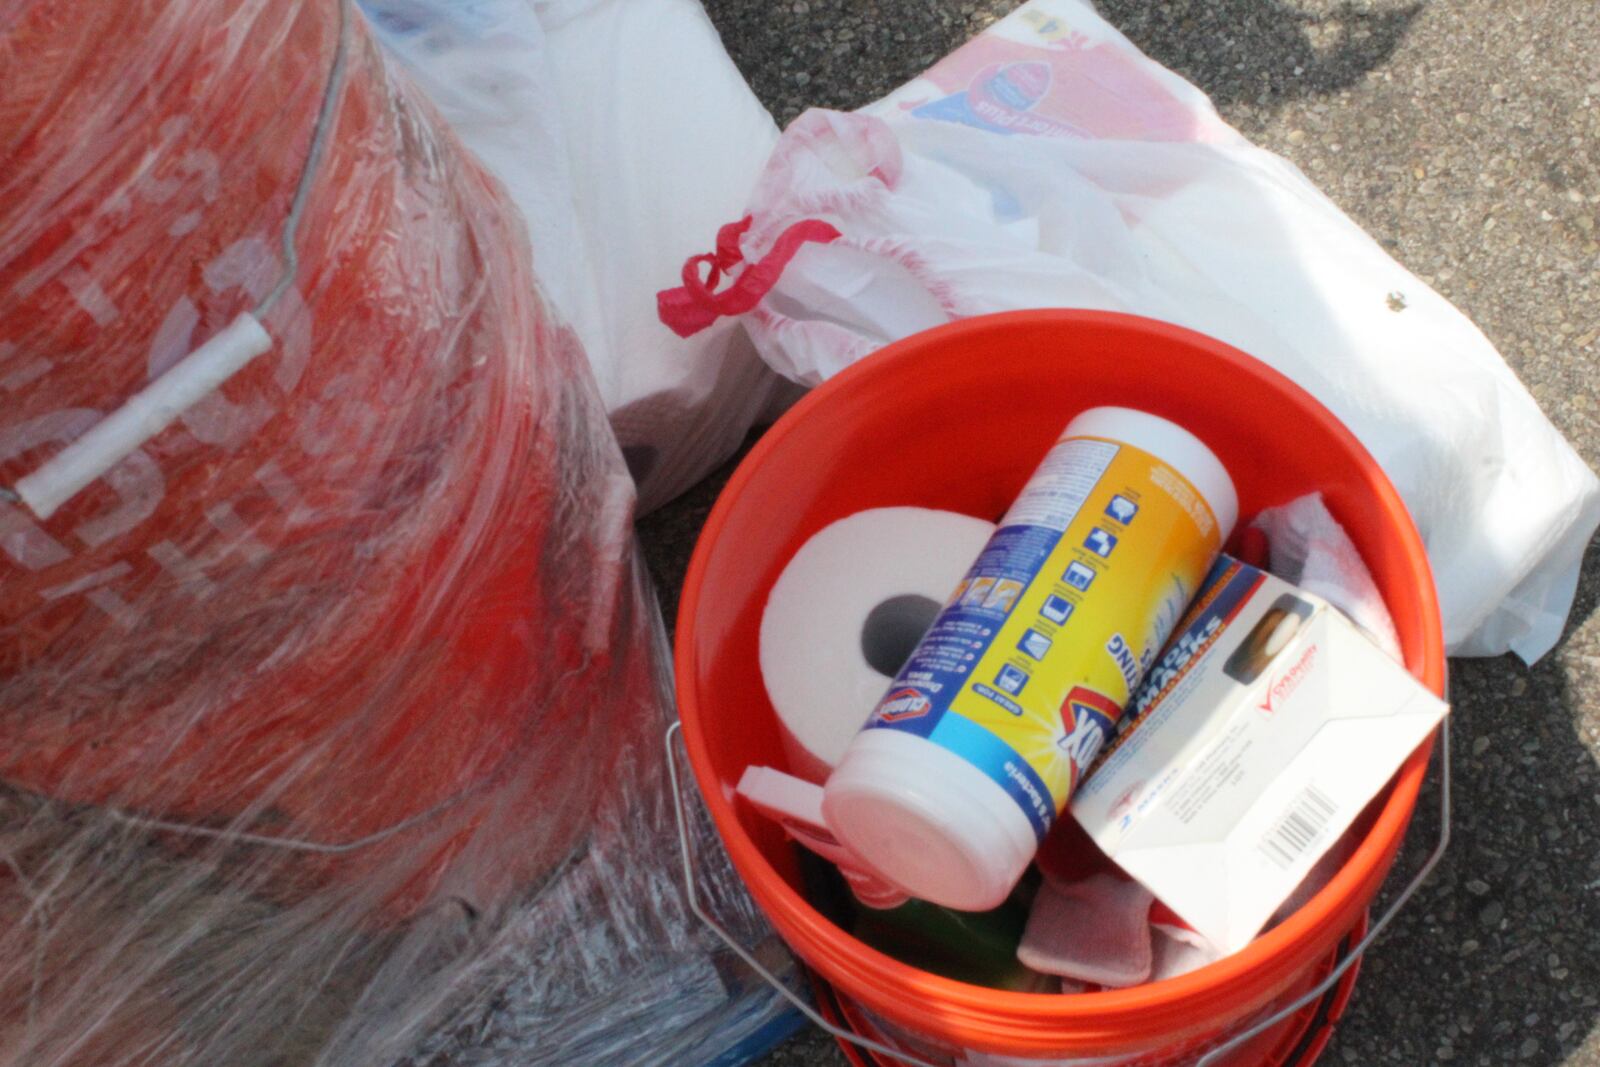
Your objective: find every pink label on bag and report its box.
[895,18,1212,142]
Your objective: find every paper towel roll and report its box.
[760,507,995,782]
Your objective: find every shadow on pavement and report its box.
[1094,0,1423,111]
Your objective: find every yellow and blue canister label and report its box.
[863,430,1223,840]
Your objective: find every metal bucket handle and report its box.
[665,699,1450,1067]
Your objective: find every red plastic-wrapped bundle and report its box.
[0,2,737,1063]
[0,0,604,889]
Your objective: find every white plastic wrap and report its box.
[0,2,791,1063]
[676,0,1600,663]
[1253,494,1402,661]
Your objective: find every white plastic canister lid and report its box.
[823,728,1038,913]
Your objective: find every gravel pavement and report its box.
[641,2,1600,1064]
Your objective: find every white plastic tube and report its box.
[15,313,272,520]
[823,407,1237,911]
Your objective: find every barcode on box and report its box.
[1260,785,1338,868]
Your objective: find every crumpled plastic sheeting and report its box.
[0,595,791,1067]
[720,0,1600,664]
[0,2,790,1064]
[392,732,791,1067]
[1253,494,1403,661]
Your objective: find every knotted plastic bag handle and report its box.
[657,215,842,338]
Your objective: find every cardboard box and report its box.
[1071,556,1448,953]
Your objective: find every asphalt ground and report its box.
[639,3,1600,1064]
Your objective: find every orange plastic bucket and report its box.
[676,311,1445,1065]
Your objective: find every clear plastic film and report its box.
[0,1,791,1063]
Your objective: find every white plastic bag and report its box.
[362,0,784,512]
[673,0,1600,662]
